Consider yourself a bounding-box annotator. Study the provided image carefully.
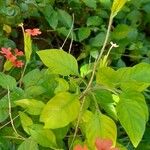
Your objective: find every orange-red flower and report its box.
[95,138,119,150]
[73,144,88,150]
[25,28,41,36]
[0,47,24,68]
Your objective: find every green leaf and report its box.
[54,78,69,94]
[96,67,119,88]
[40,5,58,29]
[82,0,97,9]
[0,88,24,122]
[89,32,106,47]
[77,27,91,42]
[99,0,111,8]
[15,99,45,115]
[0,72,16,90]
[87,16,103,26]
[37,49,79,76]
[112,24,137,40]
[57,9,72,28]
[24,32,32,63]
[40,92,80,129]
[83,111,117,148]
[23,69,44,88]
[19,112,33,134]
[111,0,127,17]
[18,138,39,150]
[92,89,117,120]
[30,128,57,148]
[116,91,148,147]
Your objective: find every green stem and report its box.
[79,15,113,100]
[19,62,27,87]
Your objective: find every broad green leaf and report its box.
[83,111,117,148]
[37,49,79,76]
[96,67,119,88]
[23,69,44,88]
[97,63,150,91]
[116,91,148,147]
[77,27,91,42]
[18,138,38,150]
[54,78,69,94]
[40,92,80,129]
[0,72,16,90]
[19,112,33,134]
[87,16,103,26]
[111,0,127,17]
[89,32,106,47]
[112,24,136,40]
[57,9,72,28]
[30,128,57,148]
[82,0,97,9]
[15,99,45,115]
[92,90,117,120]
[99,0,111,8]
[40,5,58,29]
[24,32,32,63]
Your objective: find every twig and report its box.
[69,96,86,150]
[0,115,19,130]
[79,15,113,100]
[7,87,26,140]
[70,14,114,147]
[60,14,74,50]
[19,62,27,87]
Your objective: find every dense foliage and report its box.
[0,0,150,150]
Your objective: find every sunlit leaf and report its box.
[37,49,79,76]
[40,92,80,129]
[116,91,148,147]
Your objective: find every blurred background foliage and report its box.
[0,0,150,149]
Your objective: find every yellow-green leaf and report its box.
[15,99,45,115]
[82,111,117,148]
[24,32,32,63]
[111,0,127,17]
[19,111,33,134]
[40,92,80,129]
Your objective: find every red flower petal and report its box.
[14,48,24,56]
[25,28,41,36]
[95,138,119,150]
[13,60,24,68]
[74,144,88,150]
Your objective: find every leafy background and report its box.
[0,0,150,150]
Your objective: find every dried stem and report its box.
[7,87,26,140]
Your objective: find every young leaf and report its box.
[82,111,117,148]
[116,91,148,147]
[37,49,79,76]
[40,92,80,129]
[18,138,38,150]
[24,32,32,63]
[111,0,127,17]
[54,78,69,94]
[15,99,45,115]
[19,112,33,134]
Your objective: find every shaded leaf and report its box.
[18,138,38,150]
